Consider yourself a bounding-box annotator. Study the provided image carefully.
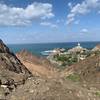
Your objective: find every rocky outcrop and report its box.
[0,39,32,99]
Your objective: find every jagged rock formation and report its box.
[0,39,32,99]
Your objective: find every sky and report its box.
[0,0,100,44]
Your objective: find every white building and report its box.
[68,43,87,54]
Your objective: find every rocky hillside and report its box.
[63,55,100,83]
[0,39,32,99]
[7,77,100,100]
[16,50,58,78]
[0,39,100,100]
[14,49,100,100]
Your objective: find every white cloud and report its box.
[67,0,100,25]
[40,22,58,28]
[81,28,88,33]
[0,2,54,26]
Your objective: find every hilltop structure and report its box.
[47,43,90,67]
[68,43,88,54]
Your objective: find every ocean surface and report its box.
[7,42,100,56]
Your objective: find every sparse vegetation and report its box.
[95,91,100,97]
[53,54,78,67]
[47,46,94,68]
[66,74,80,82]
[94,51,100,56]
[54,54,68,62]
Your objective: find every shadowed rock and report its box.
[0,39,32,87]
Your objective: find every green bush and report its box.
[57,55,68,62]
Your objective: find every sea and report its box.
[7,42,100,56]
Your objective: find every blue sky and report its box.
[0,0,100,44]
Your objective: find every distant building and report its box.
[68,43,87,54]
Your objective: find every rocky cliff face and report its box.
[0,39,32,99]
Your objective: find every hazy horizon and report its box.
[6,41,100,45]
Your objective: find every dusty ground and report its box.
[6,77,100,100]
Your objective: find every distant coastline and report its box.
[7,41,100,56]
